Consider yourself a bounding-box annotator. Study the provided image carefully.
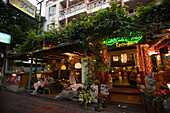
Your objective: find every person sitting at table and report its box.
[32,75,46,94]
[69,70,78,85]
[20,66,25,73]
[46,75,54,85]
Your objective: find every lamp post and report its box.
[32,0,44,84]
[36,0,44,35]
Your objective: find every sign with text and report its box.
[103,32,145,48]
[0,32,11,44]
[9,0,36,18]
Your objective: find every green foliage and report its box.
[133,0,170,36]
[0,1,45,53]
[145,89,167,111]
[15,29,44,53]
[79,88,93,110]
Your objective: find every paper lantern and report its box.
[61,65,66,70]
[75,63,82,69]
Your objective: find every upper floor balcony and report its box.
[58,0,110,21]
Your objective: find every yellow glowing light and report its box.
[149,51,158,56]
[61,65,66,70]
[157,55,160,60]
[12,74,16,76]
[64,53,78,57]
[167,84,170,90]
[113,56,119,61]
[121,54,127,63]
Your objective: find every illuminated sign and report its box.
[0,32,11,44]
[103,32,145,47]
[9,0,36,18]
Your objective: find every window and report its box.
[113,55,119,62]
[49,5,56,16]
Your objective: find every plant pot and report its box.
[145,101,165,113]
[102,100,107,108]
[95,100,104,112]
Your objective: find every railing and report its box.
[59,8,66,17]
[59,0,107,18]
[87,0,106,10]
[68,1,85,14]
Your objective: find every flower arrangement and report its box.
[145,89,167,110]
[79,88,93,110]
[152,90,166,110]
[96,93,108,104]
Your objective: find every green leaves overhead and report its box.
[15,0,170,52]
[0,1,45,53]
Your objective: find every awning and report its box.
[7,40,84,60]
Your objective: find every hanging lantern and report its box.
[75,63,82,69]
[61,65,66,70]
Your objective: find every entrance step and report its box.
[109,87,143,105]
[110,87,140,94]
[113,84,137,88]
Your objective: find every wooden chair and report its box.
[43,82,57,94]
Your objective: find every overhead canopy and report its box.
[7,40,84,61]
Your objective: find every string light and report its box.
[152,35,169,48]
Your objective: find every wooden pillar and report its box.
[58,63,61,79]
[143,45,151,75]
[28,57,33,90]
[66,18,68,25]
[1,44,8,86]
[66,0,69,25]
[121,0,124,7]
[84,0,87,8]
[34,55,38,83]
[137,45,145,85]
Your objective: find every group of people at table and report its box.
[32,74,54,94]
[32,70,82,94]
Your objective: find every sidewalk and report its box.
[3,84,170,113]
[1,85,148,113]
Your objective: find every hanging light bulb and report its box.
[61,65,66,70]
[75,63,82,69]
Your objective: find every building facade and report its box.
[42,0,158,87]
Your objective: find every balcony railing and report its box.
[59,8,66,17]
[68,1,85,14]
[87,0,106,10]
[59,0,107,18]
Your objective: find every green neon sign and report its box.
[103,32,143,47]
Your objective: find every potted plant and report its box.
[144,89,167,113]
[96,93,108,106]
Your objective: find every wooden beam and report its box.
[153,33,170,38]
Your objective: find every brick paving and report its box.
[0,89,147,113]
[0,90,96,113]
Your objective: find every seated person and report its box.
[44,75,54,87]
[69,71,78,85]
[33,75,46,93]
[69,70,81,91]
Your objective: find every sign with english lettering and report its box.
[9,0,36,18]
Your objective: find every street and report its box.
[0,90,147,113]
[0,90,96,113]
